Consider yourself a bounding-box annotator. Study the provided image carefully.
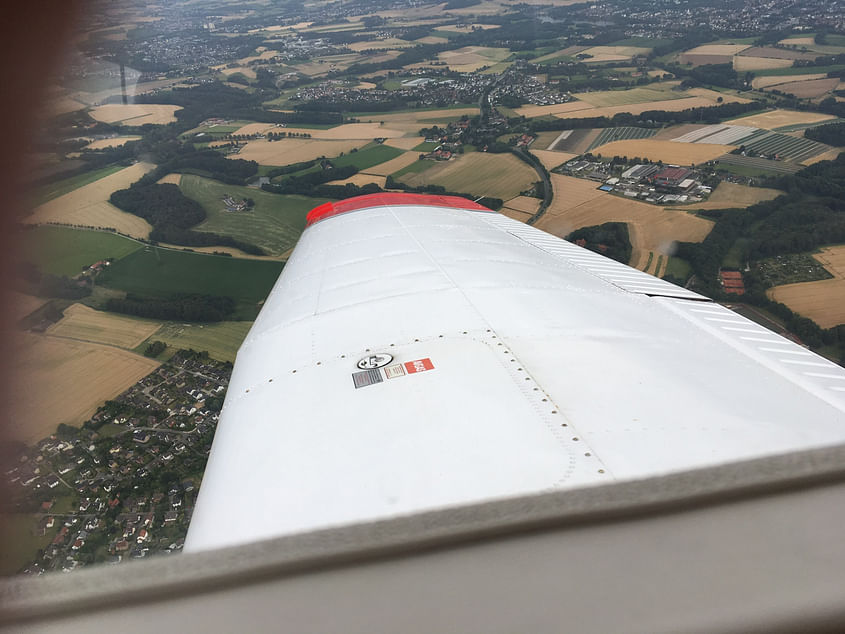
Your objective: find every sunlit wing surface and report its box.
[185,193,845,552]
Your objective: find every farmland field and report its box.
[768,245,845,328]
[146,321,253,362]
[578,45,651,63]
[360,151,421,176]
[83,136,141,150]
[229,138,368,166]
[232,122,406,140]
[26,162,155,238]
[515,92,748,120]
[180,174,328,256]
[768,78,840,99]
[330,173,388,188]
[31,164,125,206]
[751,74,828,89]
[501,195,540,221]
[733,56,794,71]
[47,303,161,349]
[677,182,782,210]
[726,110,837,130]
[586,127,659,151]
[89,104,181,125]
[531,149,578,170]
[573,86,682,108]
[21,226,143,276]
[395,152,536,200]
[587,139,733,164]
[739,131,830,162]
[328,144,404,170]
[383,136,426,150]
[97,247,284,315]
[8,334,160,444]
[538,175,713,266]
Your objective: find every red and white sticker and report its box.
[404,358,434,374]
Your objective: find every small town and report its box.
[3,350,230,573]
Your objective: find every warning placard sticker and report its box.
[404,358,434,374]
[384,364,406,379]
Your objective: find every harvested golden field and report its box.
[534,131,567,149]
[653,123,703,140]
[27,162,155,238]
[770,78,840,99]
[156,173,182,185]
[8,334,160,444]
[84,136,141,150]
[516,93,747,120]
[580,45,651,62]
[417,36,448,44]
[768,246,845,328]
[673,182,781,210]
[733,56,795,71]
[531,149,577,170]
[437,46,511,72]
[383,136,425,150]
[725,109,836,129]
[682,44,751,56]
[10,292,48,321]
[752,74,827,89]
[47,303,161,349]
[502,195,541,219]
[573,85,683,107]
[532,45,588,63]
[538,175,714,266]
[514,101,597,118]
[376,107,480,124]
[362,151,421,176]
[356,81,377,89]
[330,173,388,188]
[590,139,733,164]
[89,104,181,125]
[546,174,606,212]
[230,138,367,165]
[46,97,87,115]
[218,66,257,79]
[396,152,536,200]
[234,122,409,140]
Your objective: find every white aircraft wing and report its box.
[185,193,845,552]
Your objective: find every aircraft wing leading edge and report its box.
[185,193,845,552]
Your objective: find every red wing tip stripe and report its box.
[306,193,493,227]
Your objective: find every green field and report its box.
[21,226,143,276]
[391,158,437,178]
[664,257,692,281]
[753,64,845,77]
[98,247,284,318]
[32,164,126,206]
[330,144,403,170]
[180,174,329,256]
[413,141,440,152]
[145,321,254,362]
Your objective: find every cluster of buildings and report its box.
[491,66,571,107]
[576,0,843,38]
[4,351,231,574]
[560,159,713,205]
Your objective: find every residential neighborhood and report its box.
[4,350,230,574]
